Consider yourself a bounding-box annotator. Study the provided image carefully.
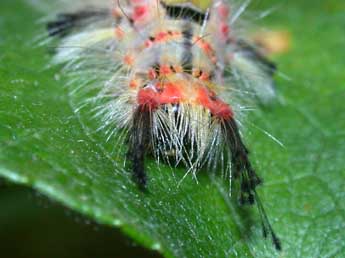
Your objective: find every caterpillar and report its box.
[45,0,281,250]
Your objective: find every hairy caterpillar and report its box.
[44,0,281,250]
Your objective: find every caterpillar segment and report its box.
[47,0,281,250]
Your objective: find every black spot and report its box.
[152,63,161,76]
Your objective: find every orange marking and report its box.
[123,54,134,66]
[253,30,292,55]
[112,7,122,18]
[158,83,182,104]
[129,79,139,89]
[197,87,211,108]
[192,68,201,77]
[173,65,183,73]
[114,26,125,40]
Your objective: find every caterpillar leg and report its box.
[127,105,153,190]
[223,118,281,250]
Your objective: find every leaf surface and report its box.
[0,0,344,257]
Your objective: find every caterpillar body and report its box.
[46,0,281,250]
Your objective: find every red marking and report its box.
[142,31,182,50]
[197,87,211,108]
[132,5,148,21]
[137,78,232,119]
[137,83,182,109]
[155,32,168,42]
[200,71,210,81]
[197,87,233,119]
[217,3,230,19]
[155,81,164,90]
[202,42,213,55]
[194,37,216,63]
[144,39,153,48]
[138,88,159,110]
[158,83,182,104]
[220,22,230,40]
[212,99,233,119]
[160,64,172,75]
[148,68,157,80]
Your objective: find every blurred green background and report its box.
[0,179,161,258]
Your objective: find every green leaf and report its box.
[1,0,344,257]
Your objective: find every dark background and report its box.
[0,179,161,258]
